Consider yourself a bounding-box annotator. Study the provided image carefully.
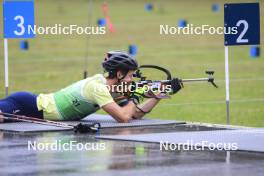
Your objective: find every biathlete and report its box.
[0,51,182,123]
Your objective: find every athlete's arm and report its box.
[133,98,160,119]
[102,101,136,123]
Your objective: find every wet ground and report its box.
[1,124,264,176]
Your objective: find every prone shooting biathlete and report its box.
[0,51,182,123]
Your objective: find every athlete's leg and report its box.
[0,95,21,122]
[0,92,43,122]
[0,96,19,114]
[8,92,43,118]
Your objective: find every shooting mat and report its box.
[97,129,264,152]
[0,114,185,132]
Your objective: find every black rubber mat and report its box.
[0,114,185,132]
[97,129,264,152]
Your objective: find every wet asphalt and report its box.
[1,124,264,176]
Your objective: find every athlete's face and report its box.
[117,70,135,84]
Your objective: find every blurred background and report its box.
[0,0,263,126]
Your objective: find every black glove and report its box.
[170,78,183,94]
[128,85,148,105]
[74,123,101,133]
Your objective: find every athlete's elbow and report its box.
[108,110,131,123]
[119,118,129,123]
[115,117,129,123]
[116,113,130,123]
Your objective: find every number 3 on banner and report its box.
[236,20,248,43]
[14,15,25,36]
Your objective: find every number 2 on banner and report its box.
[236,20,248,43]
[14,15,25,36]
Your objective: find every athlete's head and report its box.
[102,50,138,84]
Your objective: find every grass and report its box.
[0,0,263,126]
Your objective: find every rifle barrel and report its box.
[181,78,209,82]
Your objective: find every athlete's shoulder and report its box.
[87,74,107,84]
[82,74,113,106]
[84,74,107,88]
[83,74,109,94]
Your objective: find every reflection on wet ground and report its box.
[0,124,264,176]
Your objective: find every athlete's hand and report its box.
[170,78,183,95]
[129,85,148,105]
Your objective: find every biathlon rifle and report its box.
[114,65,218,102]
[133,65,218,89]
